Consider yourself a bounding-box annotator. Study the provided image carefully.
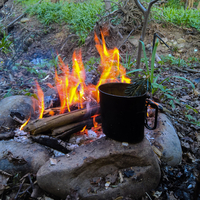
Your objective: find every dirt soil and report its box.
[0,0,200,200]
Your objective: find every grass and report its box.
[160,55,200,68]
[151,2,200,31]
[15,0,200,45]
[16,0,104,44]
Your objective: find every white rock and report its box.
[177,43,185,49]
[177,38,186,44]
[20,18,30,23]
[128,38,139,47]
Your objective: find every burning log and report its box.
[23,106,100,135]
[53,115,101,140]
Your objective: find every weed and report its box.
[171,46,178,53]
[139,40,198,125]
[0,32,12,54]
[121,53,136,70]
[152,6,200,31]
[22,64,47,79]
[85,57,100,72]
[22,0,104,44]
[160,55,187,67]
[140,39,194,96]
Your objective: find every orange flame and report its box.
[91,114,100,128]
[81,125,87,132]
[35,80,44,119]
[34,31,131,118]
[55,51,86,114]
[94,31,131,102]
[20,117,30,130]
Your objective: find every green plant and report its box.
[152,5,200,31]
[0,32,12,54]
[121,53,136,70]
[140,39,195,96]
[22,64,47,79]
[85,57,100,72]
[184,104,200,126]
[139,40,199,125]
[24,0,104,44]
[164,0,184,9]
[160,55,187,67]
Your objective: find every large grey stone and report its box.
[0,95,39,133]
[145,113,182,166]
[37,137,161,200]
[0,140,51,175]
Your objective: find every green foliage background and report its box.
[16,0,104,43]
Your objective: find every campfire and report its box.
[4,28,177,200]
[20,30,132,141]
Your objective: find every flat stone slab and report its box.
[0,140,51,175]
[37,137,161,199]
[145,113,182,166]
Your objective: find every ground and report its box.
[0,0,200,199]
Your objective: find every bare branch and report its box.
[134,0,159,76]
[134,0,146,14]
[147,0,159,12]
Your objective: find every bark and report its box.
[197,2,200,9]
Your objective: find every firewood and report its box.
[23,106,100,135]
[31,135,70,153]
[54,116,101,140]
[52,119,93,136]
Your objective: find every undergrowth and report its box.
[152,6,200,31]
[17,0,104,44]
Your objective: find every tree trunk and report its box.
[129,0,159,77]
[197,1,200,9]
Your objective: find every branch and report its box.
[134,0,146,14]
[148,0,159,13]
[134,0,159,76]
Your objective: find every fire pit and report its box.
[0,30,165,199]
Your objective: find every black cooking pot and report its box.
[99,83,158,143]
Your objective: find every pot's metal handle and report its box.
[145,99,158,130]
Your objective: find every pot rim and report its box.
[98,82,148,99]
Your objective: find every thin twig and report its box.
[172,66,199,73]
[3,13,26,31]
[28,174,34,191]
[14,179,25,200]
[145,192,153,200]
[60,34,79,51]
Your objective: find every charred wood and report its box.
[31,135,70,153]
[0,131,15,140]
